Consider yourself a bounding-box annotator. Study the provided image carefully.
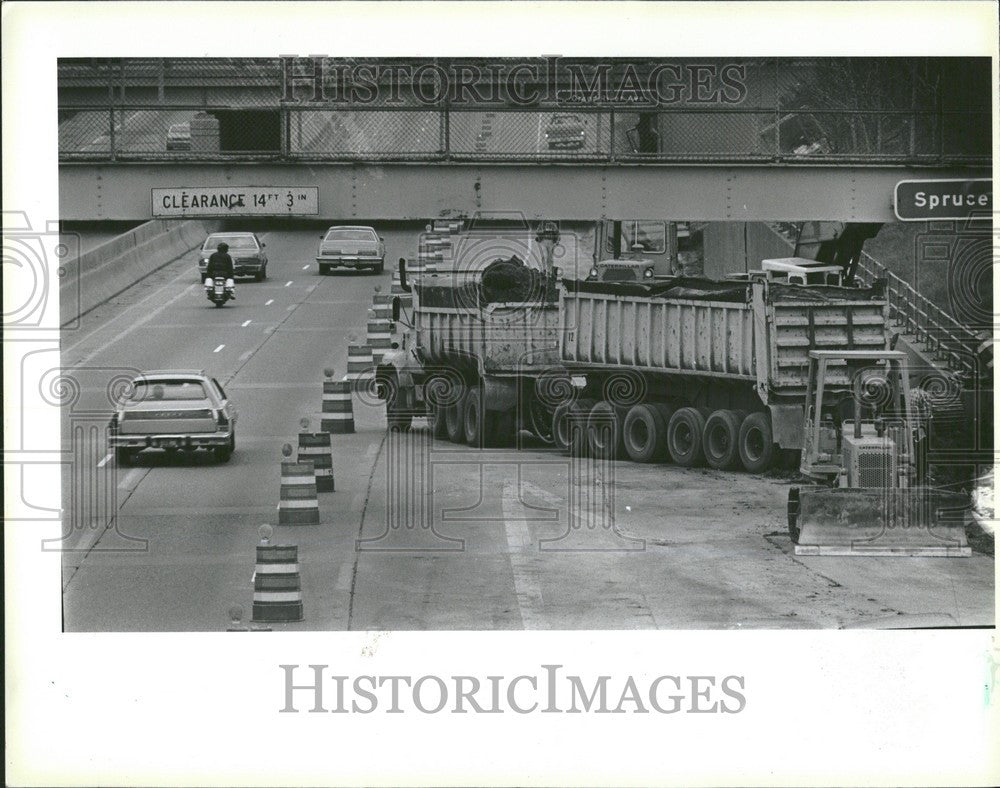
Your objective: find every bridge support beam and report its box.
[60,162,990,222]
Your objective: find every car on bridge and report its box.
[165,122,191,151]
[316,226,385,274]
[197,232,268,281]
[107,370,237,465]
[544,114,586,150]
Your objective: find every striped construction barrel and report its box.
[372,294,394,328]
[252,544,303,622]
[278,461,320,524]
[346,345,375,382]
[321,378,355,434]
[367,318,392,357]
[298,432,335,492]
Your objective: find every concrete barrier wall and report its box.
[62,218,219,327]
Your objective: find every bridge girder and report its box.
[59,161,990,222]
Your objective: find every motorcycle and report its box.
[206,276,233,307]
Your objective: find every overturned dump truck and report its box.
[377,260,890,474]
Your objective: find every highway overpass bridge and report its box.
[58,57,993,380]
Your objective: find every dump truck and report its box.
[378,260,890,473]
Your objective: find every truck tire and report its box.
[444,399,466,444]
[463,388,492,448]
[428,403,449,440]
[551,402,574,451]
[386,393,413,432]
[553,398,595,456]
[703,410,743,470]
[738,411,776,473]
[115,447,134,466]
[667,407,707,467]
[587,401,628,459]
[622,403,668,463]
[649,403,676,461]
[787,487,801,543]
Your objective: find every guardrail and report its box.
[854,252,980,379]
[58,103,991,166]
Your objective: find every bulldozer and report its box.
[787,350,972,556]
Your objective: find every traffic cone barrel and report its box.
[298,432,335,492]
[346,345,375,382]
[321,379,355,434]
[367,318,392,355]
[252,544,303,622]
[278,461,320,524]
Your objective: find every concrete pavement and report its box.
[61,226,995,631]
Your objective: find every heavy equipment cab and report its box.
[799,350,917,486]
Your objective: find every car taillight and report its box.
[588,267,598,279]
[643,267,654,279]
[216,410,229,430]
[108,412,120,434]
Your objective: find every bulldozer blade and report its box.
[793,487,972,556]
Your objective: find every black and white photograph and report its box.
[5,2,998,785]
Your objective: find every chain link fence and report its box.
[58,57,992,164]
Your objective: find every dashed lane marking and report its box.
[96,453,112,468]
[213,344,225,353]
[265,299,274,306]
[284,281,293,287]
[302,265,310,270]
[241,320,252,327]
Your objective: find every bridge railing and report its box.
[853,251,980,379]
[58,103,992,165]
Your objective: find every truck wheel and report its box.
[787,487,800,543]
[463,388,491,448]
[667,407,707,467]
[738,411,776,473]
[319,265,329,275]
[587,401,628,459]
[552,402,573,451]
[622,403,668,462]
[526,394,555,445]
[561,398,595,456]
[703,410,743,470]
[115,447,134,466]
[428,403,449,439]
[386,380,413,432]
[444,399,466,444]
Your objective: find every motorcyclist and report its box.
[205,242,235,298]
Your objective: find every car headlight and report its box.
[200,258,208,264]
[588,267,598,279]
[643,267,654,279]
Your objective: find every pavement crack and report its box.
[346,429,389,631]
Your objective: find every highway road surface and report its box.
[60,227,995,631]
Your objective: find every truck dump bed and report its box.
[559,277,888,402]
[413,281,560,373]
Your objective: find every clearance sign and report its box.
[152,186,319,217]
[894,179,991,221]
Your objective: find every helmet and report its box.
[218,242,229,253]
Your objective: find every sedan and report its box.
[316,226,385,274]
[108,370,237,465]
[166,122,191,151]
[198,232,268,281]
